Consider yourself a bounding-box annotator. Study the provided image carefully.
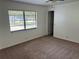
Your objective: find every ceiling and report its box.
[11,0,79,6]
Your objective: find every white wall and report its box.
[53,1,79,43]
[0,1,48,49]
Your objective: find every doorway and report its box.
[48,11,54,36]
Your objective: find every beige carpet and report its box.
[0,36,79,59]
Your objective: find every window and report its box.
[25,11,37,29]
[8,10,24,31]
[8,10,37,32]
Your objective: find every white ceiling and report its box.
[11,0,79,6]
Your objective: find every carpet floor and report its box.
[0,36,79,59]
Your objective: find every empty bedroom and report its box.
[0,0,79,59]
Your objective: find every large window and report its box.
[8,10,37,32]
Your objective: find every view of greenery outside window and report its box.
[25,11,37,29]
[8,10,37,32]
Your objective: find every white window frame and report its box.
[8,10,37,32]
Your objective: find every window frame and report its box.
[24,11,37,30]
[8,9,37,32]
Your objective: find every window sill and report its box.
[10,28,37,33]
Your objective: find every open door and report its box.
[48,11,54,36]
